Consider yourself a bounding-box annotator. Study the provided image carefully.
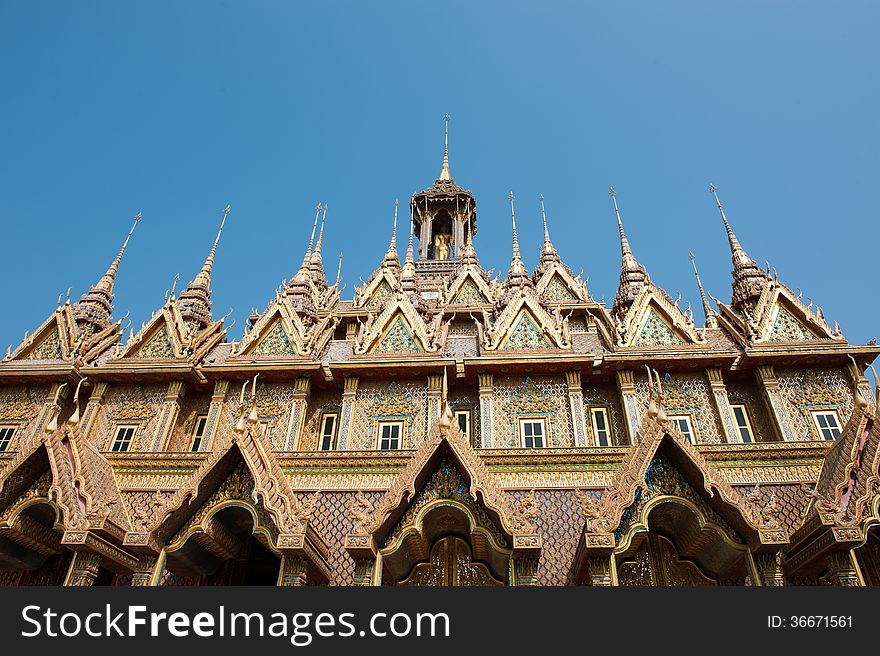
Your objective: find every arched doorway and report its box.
[399,535,504,586]
[615,499,753,586]
[0,499,76,586]
[164,504,281,586]
[430,210,454,260]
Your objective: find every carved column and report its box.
[149,381,186,451]
[616,370,639,444]
[427,374,443,432]
[478,373,494,448]
[352,558,376,586]
[345,322,357,340]
[587,556,615,586]
[513,558,539,586]
[337,376,359,450]
[130,552,166,587]
[823,551,862,586]
[278,555,310,586]
[285,377,312,450]
[565,371,589,447]
[78,382,109,441]
[706,368,738,443]
[754,365,796,441]
[65,551,102,586]
[846,359,876,409]
[200,380,230,451]
[754,552,786,586]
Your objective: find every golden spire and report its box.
[540,194,551,246]
[335,252,344,287]
[192,205,230,289]
[710,183,749,266]
[382,199,400,268]
[689,251,717,328]
[404,204,415,265]
[609,187,649,316]
[439,113,452,181]
[301,203,321,267]
[609,187,635,262]
[507,191,528,280]
[95,212,142,294]
[312,204,326,260]
[401,205,418,292]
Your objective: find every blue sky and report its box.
[1,2,877,350]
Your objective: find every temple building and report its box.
[1,119,879,587]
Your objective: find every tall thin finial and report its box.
[540,194,551,245]
[405,204,415,265]
[313,204,327,257]
[193,205,230,288]
[709,183,746,262]
[302,203,321,266]
[392,198,399,246]
[689,251,716,327]
[609,187,633,259]
[95,212,142,293]
[439,112,452,181]
[335,252,344,287]
[509,191,521,261]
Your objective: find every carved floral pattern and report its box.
[501,312,551,350]
[634,308,683,346]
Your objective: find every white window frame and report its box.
[729,404,754,444]
[454,410,471,442]
[111,424,138,452]
[519,417,547,449]
[190,414,209,452]
[319,412,339,451]
[810,410,842,441]
[377,420,404,450]
[668,414,696,444]
[589,407,611,447]
[0,425,18,452]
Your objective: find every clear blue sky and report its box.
[1,2,877,350]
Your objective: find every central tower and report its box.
[411,114,476,267]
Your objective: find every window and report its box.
[454,410,471,442]
[590,407,611,447]
[112,425,137,452]
[729,404,754,443]
[668,415,695,444]
[190,415,209,452]
[811,410,842,441]
[319,413,338,451]
[377,421,403,450]
[0,425,17,452]
[519,418,546,448]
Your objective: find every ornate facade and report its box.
[1,124,879,587]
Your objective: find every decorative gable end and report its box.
[451,278,489,306]
[634,307,685,346]
[365,280,393,309]
[252,320,295,356]
[25,327,63,360]
[374,315,422,353]
[767,305,816,342]
[134,324,175,359]
[542,274,579,303]
[500,311,552,350]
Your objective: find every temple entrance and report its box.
[615,500,752,586]
[0,500,74,586]
[399,535,504,586]
[164,505,281,586]
[856,528,880,586]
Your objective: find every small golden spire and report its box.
[689,251,716,327]
[710,183,748,264]
[509,191,521,261]
[335,252,344,287]
[439,113,452,181]
[193,205,230,289]
[302,203,321,266]
[95,212,142,293]
[540,194,551,246]
[609,187,634,261]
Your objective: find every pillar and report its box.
[616,370,639,444]
[478,373,494,448]
[337,376,359,450]
[130,552,166,587]
[278,555,309,586]
[565,371,589,447]
[352,558,376,586]
[513,558,539,586]
[150,381,186,451]
[754,552,786,586]
[64,551,102,587]
[427,374,443,432]
[823,551,862,586]
[284,377,312,450]
[587,556,615,586]
[754,365,796,441]
[706,368,738,443]
[846,359,876,410]
[78,382,109,441]
[199,380,230,451]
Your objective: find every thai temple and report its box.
[0,118,878,587]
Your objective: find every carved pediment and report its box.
[535,266,587,305]
[750,283,840,344]
[481,293,570,352]
[443,267,494,307]
[616,287,703,348]
[355,292,439,355]
[115,305,184,361]
[354,270,399,311]
[233,298,336,360]
[6,308,75,363]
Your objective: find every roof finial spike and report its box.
[302,203,321,266]
[609,186,633,259]
[404,204,415,265]
[335,252,344,287]
[540,194,551,246]
[689,251,716,327]
[709,183,746,261]
[392,198,399,246]
[439,112,452,181]
[96,211,142,293]
[509,191,522,261]
[314,204,326,255]
[194,205,230,288]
